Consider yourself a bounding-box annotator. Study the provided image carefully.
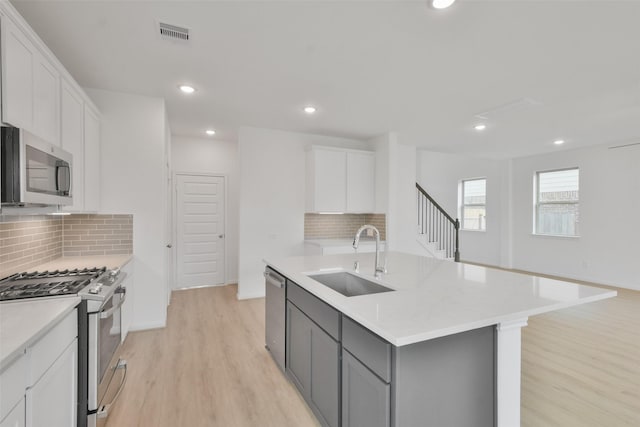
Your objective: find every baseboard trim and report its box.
[129,320,166,332]
[236,290,265,300]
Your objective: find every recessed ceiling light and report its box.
[179,85,196,94]
[474,124,487,131]
[304,106,317,114]
[554,139,565,145]
[205,129,216,136]
[431,0,456,10]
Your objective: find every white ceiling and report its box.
[12,0,640,159]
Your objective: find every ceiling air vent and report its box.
[159,22,189,41]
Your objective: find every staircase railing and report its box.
[416,183,460,261]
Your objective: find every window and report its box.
[461,178,486,231]
[535,168,579,236]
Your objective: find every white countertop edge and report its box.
[0,296,81,370]
[264,253,617,347]
[375,290,617,346]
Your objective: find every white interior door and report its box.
[175,174,225,289]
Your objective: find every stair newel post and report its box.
[454,218,460,262]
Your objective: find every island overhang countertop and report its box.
[264,251,617,346]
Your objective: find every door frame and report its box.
[173,172,229,289]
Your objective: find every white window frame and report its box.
[534,167,580,237]
[460,178,487,231]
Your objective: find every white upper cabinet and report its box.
[306,146,375,213]
[1,2,102,211]
[1,13,60,145]
[83,104,101,212]
[1,15,34,130]
[60,79,85,211]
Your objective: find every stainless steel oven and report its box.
[0,266,128,427]
[86,273,127,427]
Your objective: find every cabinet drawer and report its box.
[287,281,340,340]
[342,316,391,383]
[28,309,77,386]
[0,353,26,421]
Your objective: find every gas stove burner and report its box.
[0,267,107,302]
[12,267,107,281]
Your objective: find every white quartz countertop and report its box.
[0,296,80,370]
[264,252,617,346]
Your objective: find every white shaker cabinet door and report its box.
[83,105,101,212]
[346,151,375,213]
[32,52,60,145]
[60,79,85,211]
[308,147,347,212]
[1,15,34,129]
[26,340,77,427]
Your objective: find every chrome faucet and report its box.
[353,224,385,279]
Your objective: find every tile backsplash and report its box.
[304,213,386,240]
[63,214,133,257]
[0,218,63,278]
[0,214,133,278]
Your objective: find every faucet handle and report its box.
[354,261,359,272]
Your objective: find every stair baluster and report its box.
[416,183,460,262]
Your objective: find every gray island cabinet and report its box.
[286,280,495,427]
[266,251,616,427]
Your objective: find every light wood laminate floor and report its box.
[521,285,640,426]
[106,282,639,427]
[105,284,319,427]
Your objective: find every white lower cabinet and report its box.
[0,309,77,427]
[26,339,77,427]
[0,399,25,427]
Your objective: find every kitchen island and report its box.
[264,251,616,427]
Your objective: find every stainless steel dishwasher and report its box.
[264,267,286,372]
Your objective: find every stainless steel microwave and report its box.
[1,127,73,206]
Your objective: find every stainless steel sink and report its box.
[307,271,394,297]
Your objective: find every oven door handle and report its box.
[100,287,126,319]
[97,359,128,419]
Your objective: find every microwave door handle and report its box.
[56,165,71,194]
[64,165,71,194]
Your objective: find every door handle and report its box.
[218,234,225,239]
[166,244,172,248]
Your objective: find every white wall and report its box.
[86,88,169,330]
[172,136,239,284]
[237,127,370,299]
[384,135,421,256]
[416,150,506,266]
[511,144,640,290]
[416,144,640,291]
